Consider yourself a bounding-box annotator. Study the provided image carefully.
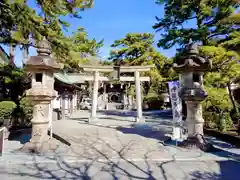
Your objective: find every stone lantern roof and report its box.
[173,42,212,73]
[25,37,61,71]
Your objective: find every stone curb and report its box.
[1,154,238,165]
[48,130,71,146]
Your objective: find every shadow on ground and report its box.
[3,110,240,179]
[102,110,173,121]
[8,129,32,144]
[116,126,169,143]
[2,128,240,180]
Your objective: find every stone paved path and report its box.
[1,110,240,179]
[0,156,239,179]
[51,114,240,162]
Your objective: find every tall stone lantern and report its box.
[173,42,214,151]
[21,38,60,153]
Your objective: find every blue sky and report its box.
[4,0,185,67]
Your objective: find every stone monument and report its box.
[21,38,60,153]
[173,42,215,151]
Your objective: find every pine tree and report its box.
[54,27,104,70]
[109,33,172,96]
[200,46,240,114]
[0,0,94,64]
[220,9,240,54]
[109,33,163,66]
[153,0,239,48]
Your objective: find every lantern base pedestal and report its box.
[179,134,217,152]
[20,139,59,154]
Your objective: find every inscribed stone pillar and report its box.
[70,94,73,115]
[67,94,70,114]
[128,95,133,110]
[61,93,66,120]
[104,83,108,109]
[123,93,128,110]
[135,71,144,122]
[30,102,50,143]
[89,71,99,122]
[89,81,93,97]
[73,92,77,112]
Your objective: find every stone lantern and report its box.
[173,42,214,151]
[21,38,60,153]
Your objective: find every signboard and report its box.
[168,81,182,122]
[0,127,4,157]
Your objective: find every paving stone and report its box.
[1,110,240,179]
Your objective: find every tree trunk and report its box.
[227,82,239,114]
[22,45,29,65]
[9,45,15,66]
[227,82,240,135]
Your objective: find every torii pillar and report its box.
[78,65,153,123]
[80,66,115,123]
[120,66,153,123]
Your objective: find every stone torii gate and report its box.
[77,65,153,123]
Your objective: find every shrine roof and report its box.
[54,72,86,84]
[54,73,73,85]
[54,72,83,90]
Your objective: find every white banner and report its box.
[168,81,182,122]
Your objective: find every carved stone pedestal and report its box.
[20,102,58,153]
[179,134,217,152]
[20,139,58,154]
[179,101,216,152]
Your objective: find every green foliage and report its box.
[203,87,232,112]
[154,0,239,132]
[54,27,104,70]
[126,85,136,97]
[109,33,164,66]
[19,97,33,123]
[203,87,234,132]
[216,113,233,132]
[0,0,94,70]
[200,46,240,86]
[0,64,24,83]
[230,107,240,123]
[153,0,239,48]
[109,32,174,96]
[220,10,240,53]
[204,112,218,129]
[0,0,93,43]
[199,46,239,129]
[0,101,17,122]
[150,58,178,95]
[224,112,234,131]
[204,111,233,132]
[0,64,25,101]
[221,11,240,25]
